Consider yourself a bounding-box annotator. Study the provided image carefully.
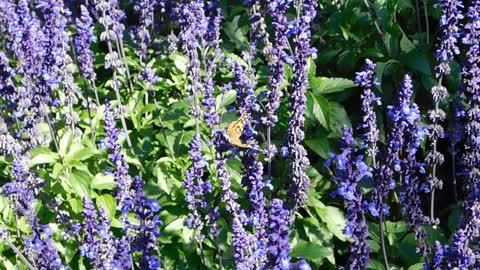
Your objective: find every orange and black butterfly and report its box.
[226,113,254,149]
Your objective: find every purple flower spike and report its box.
[326,126,370,269]
[285,0,317,210]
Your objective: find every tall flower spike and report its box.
[356,59,379,161]
[80,197,101,260]
[326,126,371,269]
[132,0,158,62]
[213,129,255,270]
[234,60,268,267]
[127,177,162,270]
[179,0,219,247]
[285,0,317,210]
[38,0,80,130]
[263,0,290,161]
[103,101,133,214]
[427,0,464,223]
[95,0,133,148]
[440,2,480,267]
[395,78,430,255]
[75,5,98,95]
[266,198,292,269]
[460,0,480,196]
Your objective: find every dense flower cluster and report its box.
[285,0,317,210]
[326,126,371,269]
[104,101,132,211]
[427,0,464,223]
[356,59,379,159]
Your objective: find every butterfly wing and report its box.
[227,113,253,149]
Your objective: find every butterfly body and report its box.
[227,113,254,149]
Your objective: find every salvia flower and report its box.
[25,220,66,270]
[104,101,133,213]
[126,176,162,270]
[326,126,370,269]
[266,198,291,270]
[460,0,480,196]
[285,0,317,209]
[397,89,430,255]
[427,0,464,221]
[131,0,158,61]
[80,197,101,260]
[435,0,464,76]
[213,129,255,269]
[233,60,268,266]
[75,5,97,83]
[367,75,415,218]
[356,59,380,160]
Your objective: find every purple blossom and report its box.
[460,0,480,196]
[131,0,158,61]
[184,133,214,243]
[285,0,317,209]
[75,5,97,82]
[126,177,162,269]
[326,126,370,269]
[38,0,80,128]
[104,101,133,213]
[213,129,255,269]
[262,0,290,160]
[397,88,430,255]
[233,60,268,267]
[80,197,101,260]
[357,59,380,160]
[435,0,464,76]
[368,75,416,219]
[427,0,464,221]
[266,198,291,270]
[25,220,66,270]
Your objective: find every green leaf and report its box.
[400,34,415,53]
[215,89,237,112]
[224,16,249,50]
[306,93,328,128]
[328,102,351,137]
[67,169,91,197]
[29,153,59,166]
[305,138,330,159]
[316,206,347,241]
[408,263,425,270]
[401,49,432,75]
[96,194,117,219]
[171,54,188,73]
[155,166,171,195]
[67,145,95,161]
[59,131,73,157]
[91,173,116,190]
[310,77,355,95]
[366,259,386,270]
[290,241,333,260]
[164,217,186,235]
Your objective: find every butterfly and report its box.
[227,113,255,149]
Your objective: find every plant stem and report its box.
[45,113,59,152]
[378,207,390,270]
[99,11,133,149]
[153,97,175,160]
[363,0,390,56]
[5,240,38,270]
[424,0,430,44]
[452,145,457,202]
[115,36,135,94]
[82,80,96,145]
[415,0,422,37]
